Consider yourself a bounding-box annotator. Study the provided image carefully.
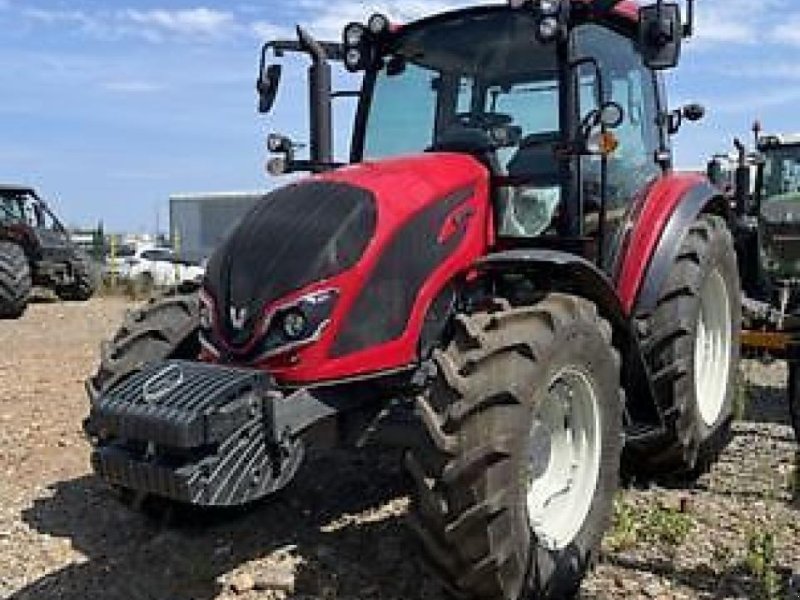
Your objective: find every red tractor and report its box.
[85,1,739,598]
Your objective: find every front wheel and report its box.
[56,254,96,301]
[406,294,623,599]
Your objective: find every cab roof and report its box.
[0,184,34,194]
[760,134,800,147]
[574,0,639,21]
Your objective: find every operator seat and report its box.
[506,132,561,185]
[499,133,562,237]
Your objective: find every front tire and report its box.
[56,253,96,301]
[0,241,31,319]
[406,294,623,600]
[87,282,200,396]
[629,214,740,477]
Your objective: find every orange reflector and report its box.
[741,330,792,351]
[599,131,619,156]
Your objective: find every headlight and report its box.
[345,49,363,71]
[257,289,339,359]
[537,16,560,41]
[344,22,366,46]
[538,0,560,16]
[281,310,308,340]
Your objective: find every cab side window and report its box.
[574,24,663,265]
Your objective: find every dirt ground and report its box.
[1,298,799,600]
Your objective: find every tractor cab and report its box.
[758,136,800,281]
[260,0,699,268]
[0,186,74,261]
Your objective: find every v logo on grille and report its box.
[230,306,248,329]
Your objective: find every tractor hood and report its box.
[204,179,378,346]
[202,153,490,374]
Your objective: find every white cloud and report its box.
[122,8,236,38]
[251,20,292,41]
[303,0,494,39]
[102,80,165,94]
[712,86,800,114]
[773,15,800,46]
[19,6,240,43]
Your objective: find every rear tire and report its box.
[0,241,31,319]
[406,294,623,600]
[789,361,800,445]
[629,214,740,477]
[87,281,200,396]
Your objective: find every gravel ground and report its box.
[1,298,799,600]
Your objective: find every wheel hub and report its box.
[694,268,732,427]
[525,368,602,551]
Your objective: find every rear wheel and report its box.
[406,294,622,600]
[788,361,800,445]
[0,241,31,319]
[629,214,740,477]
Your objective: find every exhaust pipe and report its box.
[298,26,334,169]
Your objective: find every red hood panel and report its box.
[319,153,489,221]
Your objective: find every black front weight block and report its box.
[84,360,336,507]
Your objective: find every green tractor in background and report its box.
[709,122,800,441]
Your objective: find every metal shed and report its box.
[169,191,266,263]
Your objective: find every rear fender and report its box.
[476,250,662,431]
[616,175,728,316]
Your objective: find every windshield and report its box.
[762,145,800,202]
[361,9,562,237]
[362,10,560,163]
[0,189,37,225]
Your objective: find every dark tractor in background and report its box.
[709,124,800,443]
[0,185,95,318]
[85,1,739,598]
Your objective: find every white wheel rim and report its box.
[526,367,602,551]
[694,268,732,427]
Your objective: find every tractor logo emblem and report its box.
[230,306,248,330]
[142,364,184,404]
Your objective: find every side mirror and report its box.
[577,101,625,156]
[638,2,682,70]
[682,103,705,122]
[666,103,705,134]
[257,64,282,114]
[599,102,624,129]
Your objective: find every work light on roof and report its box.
[345,49,363,71]
[368,13,390,35]
[537,16,560,40]
[344,22,365,46]
[538,0,560,16]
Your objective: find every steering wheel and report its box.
[454,112,514,129]
[452,112,521,149]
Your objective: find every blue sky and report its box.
[1,0,798,232]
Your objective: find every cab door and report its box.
[572,23,665,272]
